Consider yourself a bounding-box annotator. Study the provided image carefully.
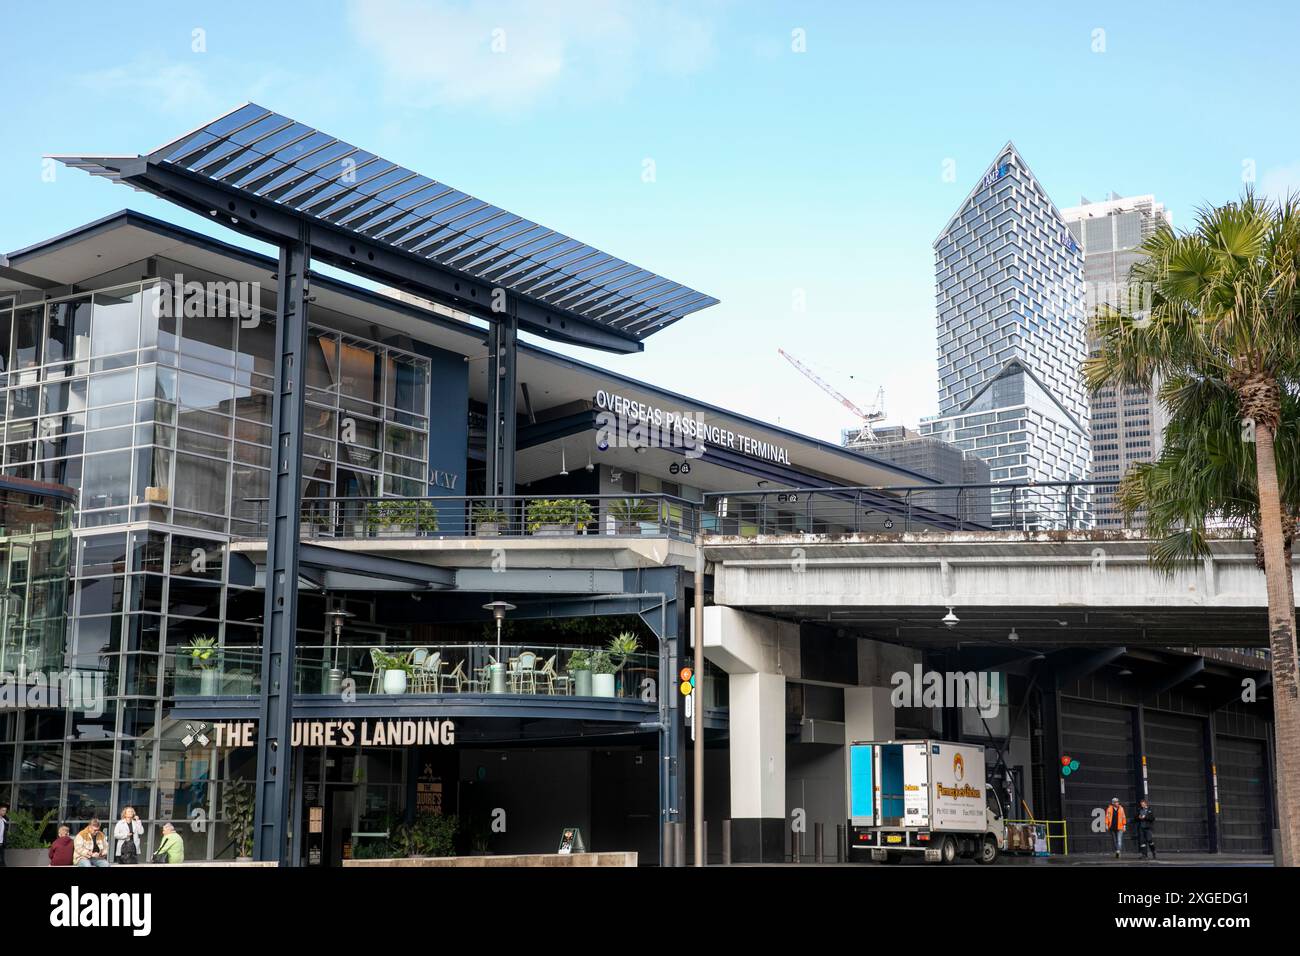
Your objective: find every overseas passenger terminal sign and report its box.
[196,718,456,749]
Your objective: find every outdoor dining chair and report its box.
[368,647,385,694]
[510,651,538,693]
[411,651,441,693]
[536,654,559,695]
[442,660,467,693]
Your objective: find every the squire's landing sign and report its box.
[208,718,456,748]
[50,888,152,936]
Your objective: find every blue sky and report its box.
[3,0,1298,441]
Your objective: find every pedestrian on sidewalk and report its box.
[1136,799,1157,860]
[1105,797,1127,858]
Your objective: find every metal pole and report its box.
[814,821,824,863]
[253,230,311,865]
[662,819,675,867]
[674,821,686,868]
[693,544,705,866]
[836,823,846,862]
[722,819,732,865]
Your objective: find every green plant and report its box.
[223,778,255,858]
[565,648,591,673]
[373,650,412,674]
[186,635,219,671]
[4,808,55,849]
[607,632,640,672]
[588,650,616,675]
[609,497,658,524]
[392,814,459,857]
[366,499,439,532]
[525,498,594,533]
[472,503,507,524]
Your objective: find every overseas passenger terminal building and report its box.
[0,105,1275,864]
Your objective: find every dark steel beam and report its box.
[252,230,311,865]
[115,159,645,354]
[485,313,519,498]
[1144,656,1205,697]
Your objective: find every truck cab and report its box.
[848,739,1008,864]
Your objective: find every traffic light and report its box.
[1060,754,1080,776]
[679,666,695,696]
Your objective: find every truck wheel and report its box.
[977,836,999,865]
[939,836,958,865]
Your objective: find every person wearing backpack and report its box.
[114,806,144,864]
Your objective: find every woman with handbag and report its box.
[113,806,144,864]
[153,822,185,864]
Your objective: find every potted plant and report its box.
[373,650,411,695]
[472,503,507,537]
[187,635,221,696]
[526,498,594,536]
[607,632,640,670]
[4,808,55,866]
[609,497,659,534]
[589,650,617,698]
[223,778,255,861]
[366,499,439,535]
[566,648,593,697]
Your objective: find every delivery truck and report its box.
[848,739,1008,864]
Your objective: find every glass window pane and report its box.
[91,289,141,357]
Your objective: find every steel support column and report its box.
[485,313,519,500]
[252,231,311,864]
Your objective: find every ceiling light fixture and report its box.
[942,607,959,628]
[1007,628,1019,642]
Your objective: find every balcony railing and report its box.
[701,480,1127,536]
[166,643,660,701]
[237,481,1192,543]
[245,494,699,542]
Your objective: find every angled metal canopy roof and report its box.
[52,103,718,353]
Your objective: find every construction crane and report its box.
[778,348,885,445]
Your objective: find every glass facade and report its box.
[0,279,432,855]
[924,146,1091,526]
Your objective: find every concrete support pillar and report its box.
[728,670,786,862]
[700,606,795,863]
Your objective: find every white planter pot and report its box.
[592,673,616,698]
[383,670,408,695]
[200,669,220,696]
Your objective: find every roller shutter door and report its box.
[1216,735,1270,854]
[1060,698,1136,854]
[1143,711,1210,852]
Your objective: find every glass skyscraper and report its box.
[1060,193,1171,528]
[920,143,1090,527]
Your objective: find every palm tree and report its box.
[1119,376,1300,573]
[1085,192,1300,865]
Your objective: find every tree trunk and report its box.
[1252,422,1300,866]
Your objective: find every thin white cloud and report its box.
[76,60,221,116]
[1259,162,1300,202]
[346,0,718,111]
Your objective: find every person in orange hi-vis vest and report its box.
[1105,797,1128,858]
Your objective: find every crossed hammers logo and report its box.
[181,722,210,748]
